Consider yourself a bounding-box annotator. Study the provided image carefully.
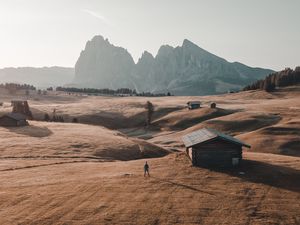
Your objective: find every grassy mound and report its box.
[0,121,170,161]
[237,120,300,156]
[182,112,281,136]
[152,107,235,131]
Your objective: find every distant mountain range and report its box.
[73,36,274,95]
[0,36,274,95]
[0,67,74,88]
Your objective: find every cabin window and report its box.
[232,158,239,166]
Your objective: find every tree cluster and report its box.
[243,67,300,92]
[0,83,36,94]
[136,92,171,97]
[56,86,172,97]
[44,113,64,122]
[56,87,137,95]
[145,101,154,127]
[37,89,47,95]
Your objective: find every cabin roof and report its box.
[187,101,201,105]
[1,113,27,121]
[182,128,251,148]
[11,100,26,104]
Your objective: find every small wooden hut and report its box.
[187,101,201,110]
[210,102,216,108]
[0,113,28,127]
[182,128,250,167]
[11,100,33,119]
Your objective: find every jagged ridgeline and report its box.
[73,35,273,96]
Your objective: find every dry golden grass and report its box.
[0,153,299,225]
[0,86,300,224]
[0,121,169,162]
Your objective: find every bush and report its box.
[44,113,50,122]
[145,101,154,126]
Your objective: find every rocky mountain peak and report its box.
[156,45,175,58]
[73,35,273,95]
[138,51,154,62]
[91,35,105,42]
[182,39,197,48]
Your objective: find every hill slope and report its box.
[1,85,299,156]
[0,67,74,88]
[0,121,169,161]
[0,153,299,224]
[0,86,299,224]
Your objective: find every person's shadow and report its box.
[152,176,216,195]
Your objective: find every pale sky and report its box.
[0,0,299,70]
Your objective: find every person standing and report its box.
[144,161,150,177]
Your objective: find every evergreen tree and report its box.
[145,101,154,127]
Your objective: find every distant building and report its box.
[182,128,250,167]
[187,101,201,110]
[11,100,33,119]
[0,113,28,127]
[210,102,216,108]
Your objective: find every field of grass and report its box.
[0,86,299,224]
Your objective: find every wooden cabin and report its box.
[210,102,216,108]
[182,128,250,167]
[187,101,201,110]
[11,100,33,119]
[0,113,28,127]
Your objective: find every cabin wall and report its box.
[188,104,200,110]
[0,117,27,127]
[210,103,216,108]
[191,139,243,167]
[0,117,18,127]
[17,120,28,126]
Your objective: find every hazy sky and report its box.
[0,0,299,70]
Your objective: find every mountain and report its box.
[74,36,135,89]
[74,36,274,95]
[0,67,74,88]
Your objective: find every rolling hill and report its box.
[0,67,74,88]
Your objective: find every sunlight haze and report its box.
[0,0,299,70]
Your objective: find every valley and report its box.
[0,85,299,224]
